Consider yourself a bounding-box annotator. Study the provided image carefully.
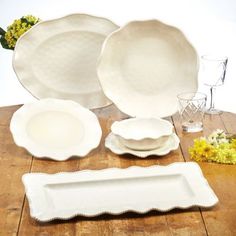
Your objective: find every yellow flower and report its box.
[212,144,236,164]
[230,139,236,149]
[189,139,216,162]
[3,15,40,49]
[189,134,236,165]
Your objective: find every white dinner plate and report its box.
[10,98,102,160]
[105,132,179,158]
[97,19,198,117]
[13,14,119,109]
[22,162,218,222]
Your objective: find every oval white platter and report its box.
[97,19,198,118]
[105,132,179,158]
[22,162,218,222]
[13,14,119,109]
[10,98,102,161]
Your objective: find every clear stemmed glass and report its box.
[200,55,228,114]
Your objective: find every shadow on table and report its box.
[37,207,202,225]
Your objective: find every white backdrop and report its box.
[1,0,236,113]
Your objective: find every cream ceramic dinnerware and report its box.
[10,98,102,161]
[111,118,173,150]
[13,14,119,109]
[97,20,198,118]
[22,162,218,221]
[105,132,179,158]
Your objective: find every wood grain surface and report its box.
[0,105,235,236]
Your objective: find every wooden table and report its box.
[0,104,236,236]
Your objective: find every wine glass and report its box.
[200,55,228,114]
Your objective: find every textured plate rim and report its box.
[105,132,180,158]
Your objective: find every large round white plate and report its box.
[97,20,198,118]
[13,14,119,109]
[10,98,102,161]
[105,132,179,158]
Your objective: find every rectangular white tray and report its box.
[22,162,218,222]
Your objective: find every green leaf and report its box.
[0,27,6,36]
[0,37,13,50]
[0,28,13,50]
[20,17,29,24]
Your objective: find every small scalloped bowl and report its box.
[111,118,173,151]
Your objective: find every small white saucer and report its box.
[105,132,180,158]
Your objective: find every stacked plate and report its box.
[105,118,180,158]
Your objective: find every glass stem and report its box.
[209,86,215,110]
